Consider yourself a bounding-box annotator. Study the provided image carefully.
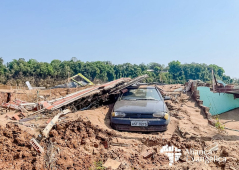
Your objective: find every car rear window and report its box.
[121,88,162,101]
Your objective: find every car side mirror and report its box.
[164,96,171,100]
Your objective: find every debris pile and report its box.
[0,76,238,169]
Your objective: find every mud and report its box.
[0,84,239,169]
[0,118,238,169]
[0,123,42,170]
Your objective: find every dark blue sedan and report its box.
[110,85,170,132]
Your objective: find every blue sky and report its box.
[0,0,239,78]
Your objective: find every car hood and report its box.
[113,100,167,114]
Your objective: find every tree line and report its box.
[0,57,234,87]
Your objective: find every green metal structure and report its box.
[198,86,239,115]
[70,73,94,86]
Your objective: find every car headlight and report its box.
[112,112,126,117]
[164,113,169,120]
[153,112,169,120]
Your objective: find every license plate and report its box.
[131,121,148,127]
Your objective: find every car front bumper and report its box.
[111,118,170,132]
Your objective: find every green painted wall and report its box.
[197,86,239,115]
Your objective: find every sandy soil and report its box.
[219,108,239,131]
[0,85,94,103]
[0,84,239,169]
[64,105,178,140]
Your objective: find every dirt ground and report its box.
[0,85,94,105]
[218,108,239,131]
[0,84,239,170]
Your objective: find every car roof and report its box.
[127,85,156,89]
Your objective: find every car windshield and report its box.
[121,88,162,101]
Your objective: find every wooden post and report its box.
[212,70,215,92]
[37,90,39,110]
